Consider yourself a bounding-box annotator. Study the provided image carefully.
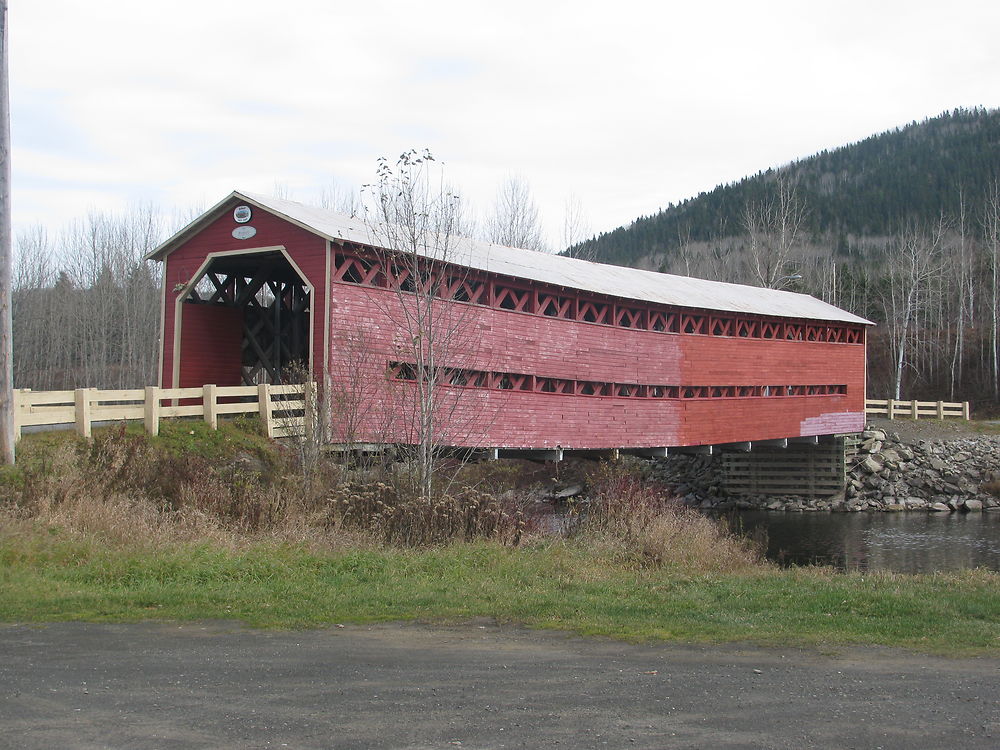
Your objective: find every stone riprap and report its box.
[649,426,1000,513]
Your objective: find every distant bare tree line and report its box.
[13,205,164,390]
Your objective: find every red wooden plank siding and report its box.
[326,282,864,450]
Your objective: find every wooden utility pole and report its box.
[0,0,13,464]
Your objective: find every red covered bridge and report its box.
[147,191,871,456]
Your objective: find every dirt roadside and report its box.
[867,416,999,442]
[1,621,998,749]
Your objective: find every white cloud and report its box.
[11,0,1000,246]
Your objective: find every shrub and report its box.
[577,461,765,573]
[327,477,528,547]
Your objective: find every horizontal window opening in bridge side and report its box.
[385,362,846,401]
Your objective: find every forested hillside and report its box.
[568,108,1000,267]
[567,108,1000,413]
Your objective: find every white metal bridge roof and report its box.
[149,191,873,326]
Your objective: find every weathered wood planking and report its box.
[865,398,969,420]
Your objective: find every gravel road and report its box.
[2,621,998,749]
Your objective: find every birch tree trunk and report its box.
[985,182,1000,400]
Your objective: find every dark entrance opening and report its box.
[182,251,310,385]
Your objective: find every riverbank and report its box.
[653,420,1000,513]
[2,424,998,654]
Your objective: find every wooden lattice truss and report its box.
[184,254,310,385]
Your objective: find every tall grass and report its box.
[576,461,766,573]
[1,425,531,549]
[3,425,342,550]
[328,479,527,546]
[4,429,1000,653]
[1,427,762,571]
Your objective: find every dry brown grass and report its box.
[1,428,370,551]
[1,427,530,550]
[577,461,766,573]
[327,478,527,546]
[2,429,765,570]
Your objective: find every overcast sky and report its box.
[11,0,1000,249]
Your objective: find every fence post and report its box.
[203,384,217,429]
[937,400,945,420]
[911,399,919,420]
[963,401,971,420]
[258,383,273,438]
[303,381,316,444]
[887,398,896,419]
[144,386,160,436]
[74,388,92,438]
[12,387,24,437]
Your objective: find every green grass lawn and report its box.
[2,531,997,655]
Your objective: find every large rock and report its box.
[928,457,947,472]
[963,499,984,512]
[650,423,1000,516]
[861,456,883,474]
[552,484,584,500]
[928,502,951,512]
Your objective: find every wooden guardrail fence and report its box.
[865,398,970,420]
[14,383,315,440]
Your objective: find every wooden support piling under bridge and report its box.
[720,435,858,497]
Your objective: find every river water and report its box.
[731,510,1000,573]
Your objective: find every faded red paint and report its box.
[325,283,864,449]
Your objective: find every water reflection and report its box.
[728,511,1000,573]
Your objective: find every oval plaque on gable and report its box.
[233,205,252,223]
[232,225,257,240]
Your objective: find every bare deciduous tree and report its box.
[742,175,807,289]
[319,179,362,217]
[560,194,591,254]
[12,206,164,391]
[879,223,944,400]
[486,176,547,252]
[947,191,974,400]
[984,181,1000,400]
[360,149,489,500]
